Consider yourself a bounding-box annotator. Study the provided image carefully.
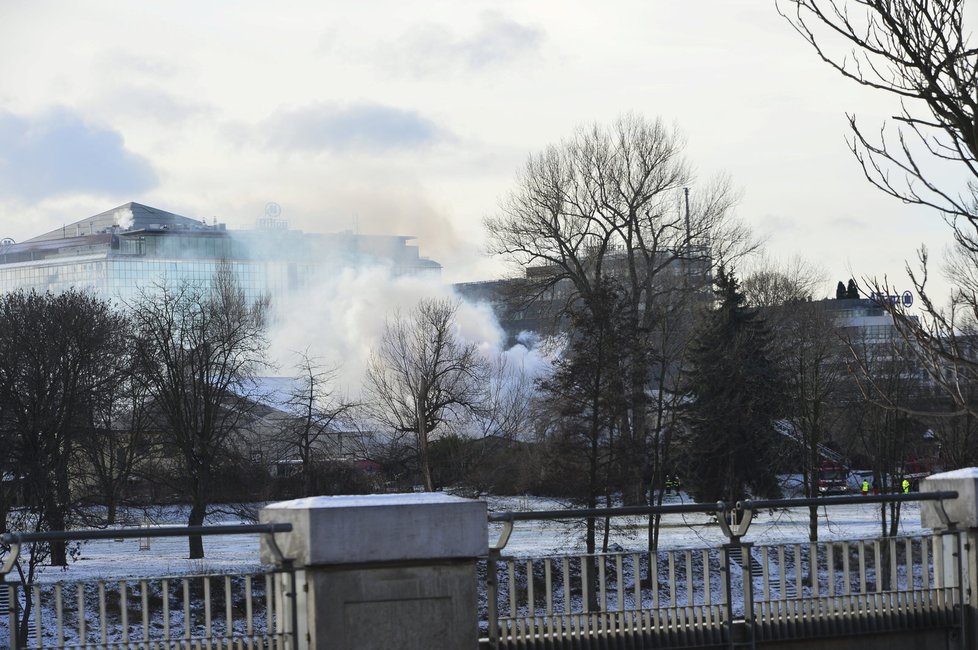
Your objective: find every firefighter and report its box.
[665,475,680,495]
[861,478,870,496]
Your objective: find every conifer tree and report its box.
[536,279,638,553]
[682,267,785,503]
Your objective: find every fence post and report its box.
[259,493,488,650]
[720,544,734,648]
[740,541,755,647]
[921,468,978,649]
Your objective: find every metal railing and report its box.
[482,492,962,650]
[0,523,297,650]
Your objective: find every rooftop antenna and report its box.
[684,187,691,254]
[681,187,692,291]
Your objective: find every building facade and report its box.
[0,202,441,305]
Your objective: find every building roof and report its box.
[26,202,212,243]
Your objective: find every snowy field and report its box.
[489,493,927,556]
[13,493,928,583]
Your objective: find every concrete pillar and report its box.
[259,493,487,650]
[920,468,978,648]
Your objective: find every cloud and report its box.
[101,85,209,125]
[829,215,872,230]
[460,12,545,68]
[391,11,544,75]
[98,50,183,79]
[0,108,157,201]
[260,102,448,154]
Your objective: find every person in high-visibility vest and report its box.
[902,478,911,494]
[861,479,870,495]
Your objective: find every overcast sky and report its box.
[0,1,964,300]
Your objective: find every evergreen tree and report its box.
[536,279,640,552]
[682,267,785,503]
[836,281,846,299]
[846,278,859,299]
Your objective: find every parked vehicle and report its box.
[817,461,850,495]
[849,470,875,493]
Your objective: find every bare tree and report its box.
[129,265,269,558]
[742,255,826,308]
[780,0,978,426]
[364,298,489,492]
[0,289,129,566]
[779,0,977,229]
[877,247,978,423]
[742,257,847,540]
[842,330,924,536]
[468,352,538,440]
[485,111,757,574]
[0,289,128,645]
[777,300,849,541]
[76,344,155,526]
[279,350,356,495]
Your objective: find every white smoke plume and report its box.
[265,264,553,405]
[112,205,134,230]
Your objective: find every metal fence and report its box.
[749,534,959,642]
[0,524,297,650]
[2,569,297,649]
[482,493,963,650]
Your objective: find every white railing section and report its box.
[748,534,960,641]
[2,569,296,649]
[484,534,962,649]
[0,523,297,650]
[487,548,728,648]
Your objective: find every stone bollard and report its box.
[921,468,978,648]
[260,493,487,650]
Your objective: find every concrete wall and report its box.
[260,493,487,650]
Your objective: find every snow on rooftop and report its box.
[264,492,478,509]
[927,467,978,480]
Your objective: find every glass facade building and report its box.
[0,202,441,306]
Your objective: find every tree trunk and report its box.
[888,501,900,538]
[416,399,434,492]
[585,514,598,612]
[418,429,434,492]
[187,464,209,559]
[188,497,206,559]
[622,365,649,505]
[46,496,68,566]
[602,493,612,553]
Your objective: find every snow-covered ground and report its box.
[489,493,926,556]
[12,493,926,583]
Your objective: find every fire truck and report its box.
[816,461,850,495]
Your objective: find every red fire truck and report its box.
[817,461,850,495]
